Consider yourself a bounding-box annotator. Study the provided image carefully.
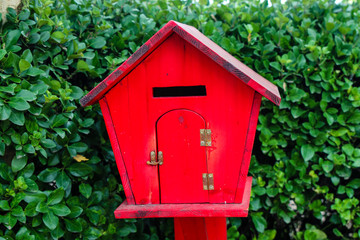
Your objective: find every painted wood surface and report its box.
[99,98,135,204]
[80,20,281,107]
[174,217,227,240]
[235,93,262,202]
[114,177,252,219]
[106,33,254,204]
[157,109,208,203]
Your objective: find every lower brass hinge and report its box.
[202,173,214,190]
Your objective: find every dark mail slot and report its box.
[153,86,207,98]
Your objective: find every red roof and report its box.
[80,20,281,107]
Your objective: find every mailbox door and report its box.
[157,109,209,204]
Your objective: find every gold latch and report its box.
[202,173,214,190]
[200,129,211,146]
[147,151,163,166]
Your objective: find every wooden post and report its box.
[174,217,227,240]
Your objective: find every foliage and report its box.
[0,0,359,239]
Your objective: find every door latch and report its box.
[147,151,163,166]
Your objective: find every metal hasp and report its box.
[200,129,212,146]
[202,173,214,190]
[147,151,163,166]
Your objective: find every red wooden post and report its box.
[175,217,227,240]
[81,20,281,239]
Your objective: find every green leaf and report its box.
[342,144,354,156]
[24,193,47,204]
[9,110,25,126]
[15,90,36,102]
[301,144,315,161]
[0,142,5,156]
[52,114,68,128]
[8,98,30,111]
[11,156,27,172]
[43,211,59,230]
[24,144,35,154]
[11,206,26,223]
[89,36,106,49]
[26,67,45,77]
[258,230,277,240]
[29,33,41,44]
[0,84,16,93]
[67,206,83,218]
[50,204,71,216]
[251,214,267,233]
[77,60,90,71]
[223,12,233,24]
[19,9,30,20]
[38,168,60,182]
[48,188,65,205]
[322,161,333,173]
[56,171,71,189]
[41,139,57,148]
[204,20,214,35]
[0,200,10,211]
[0,49,7,61]
[304,229,327,240]
[19,59,31,72]
[24,202,38,217]
[330,127,348,137]
[65,218,83,232]
[67,163,92,177]
[70,86,84,99]
[270,62,282,71]
[348,112,360,124]
[3,213,17,229]
[21,49,33,62]
[51,225,65,239]
[325,22,335,31]
[0,105,11,120]
[5,30,21,49]
[69,142,88,153]
[35,201,48,213]
[11,132,21,144]
[79,183,92,199]
[347,179,360,189]
[51,31,65,43]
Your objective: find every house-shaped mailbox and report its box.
[81,21,281,219]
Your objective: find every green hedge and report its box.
[0,0,359,239]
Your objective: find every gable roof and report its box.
[80,20,281,107]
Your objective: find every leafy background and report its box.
[0,0,359,239]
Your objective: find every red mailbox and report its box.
[81,21,280,238]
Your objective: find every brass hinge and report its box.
[202,173,214,190]
[200,129,211,146]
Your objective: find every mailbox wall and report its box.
[101,33,255,205]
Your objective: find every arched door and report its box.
[156,109,209,203]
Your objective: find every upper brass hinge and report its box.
[202,173,214,190]
[200,129,211,146]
